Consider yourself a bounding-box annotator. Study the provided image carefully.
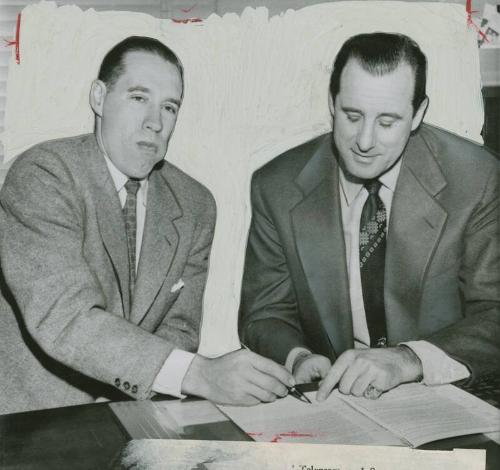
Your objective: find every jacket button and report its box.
[123,381,130,391]
[131,385,138,394]
[114,378,121,387]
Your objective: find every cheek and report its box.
[166,115,178,131]
[334,120,355,147]
[378,127,410,152]
[106,119,132,145]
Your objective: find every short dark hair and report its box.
[98,36,183,90]
[329,32,427,112]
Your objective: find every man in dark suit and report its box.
[240,33,499,401]
[0,36,293,414]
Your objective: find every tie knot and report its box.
[364,179,382,196]
[125,179,140,196]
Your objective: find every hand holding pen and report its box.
[240,342,311,404]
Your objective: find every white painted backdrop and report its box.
[2,1,483,355]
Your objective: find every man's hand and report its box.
[181,349,295,406]
[293,353,331,384]
[316,346,423,401]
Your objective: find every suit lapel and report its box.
[84,135,131,317]
[385,131,448,341]
[130,166,182,325]
[291,136,353,356]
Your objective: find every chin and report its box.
[347,166,380,180]
[136,170,151,180]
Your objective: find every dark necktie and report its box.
[123,179,140,300]
[359,180,388,348]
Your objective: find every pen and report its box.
[288,386,312,404]
[239,342,311,404]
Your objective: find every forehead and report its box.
[337,59,415,112]
[114,50,182,92]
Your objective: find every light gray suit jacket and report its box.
[240,124,500,381]
[0,133,216,414]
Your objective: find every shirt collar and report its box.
[339,158,402,206]
[102,151,148,202]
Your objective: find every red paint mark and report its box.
[14,13,20,63]
[4,13,21,63]
[466,0,489,42]
[172,18,203,24]
[269,431,316,442]
[247,432,264,436]
[278,431,315,438]
[181,4,197,13]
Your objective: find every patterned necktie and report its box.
[123,179,141,301]
[359,179,388,348]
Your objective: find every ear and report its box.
[328,93,335,117]
[89,80,106,117]
[411,96,429,132]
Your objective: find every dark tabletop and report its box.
[1,376,499,470]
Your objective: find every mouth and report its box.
[351,149,378,160]
[137,141,159,153]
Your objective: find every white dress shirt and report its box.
[103,154,194,398]
[287,159,470,385]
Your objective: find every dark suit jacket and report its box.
[240,124,499,381]
[0,134,216,414]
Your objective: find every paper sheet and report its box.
[342,384,500,447]
[219,384,500,447]
[220,391,403,446]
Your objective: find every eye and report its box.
[379,120,395,128]
[162,103,178,115]
[345,113,361,123]
[130,95,146,103]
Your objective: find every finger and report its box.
[311,357,332,380]
[294,365,314,384]
[295,364,324,384]
[316,352,353,401]
[247,368,289,397]
[294,357,327,384]
[338,358,369,395]
[370,375,394,394]
[350,372,375,397]
[251,354,295,387]
[245,383,280,403]
[224,393,260,407]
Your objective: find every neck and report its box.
[94,118,107,157]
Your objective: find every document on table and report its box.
[218,383,500,447]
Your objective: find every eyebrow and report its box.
[127,86,150,93]
[341,107,403,120]
[378,112,403,120]
[127,86,181,106]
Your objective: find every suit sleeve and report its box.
[239,171,309,365]
[426,163,500,380]
[0,150,180,400]
[154,190,216,352]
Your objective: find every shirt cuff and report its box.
[285,347,312,373]
[402,340,470,385]
[152,349,196,398]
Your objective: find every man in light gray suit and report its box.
[240,33,499,401]
[0,36,293,414]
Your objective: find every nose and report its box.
[356,120,376,153]
[144,106,162,133]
